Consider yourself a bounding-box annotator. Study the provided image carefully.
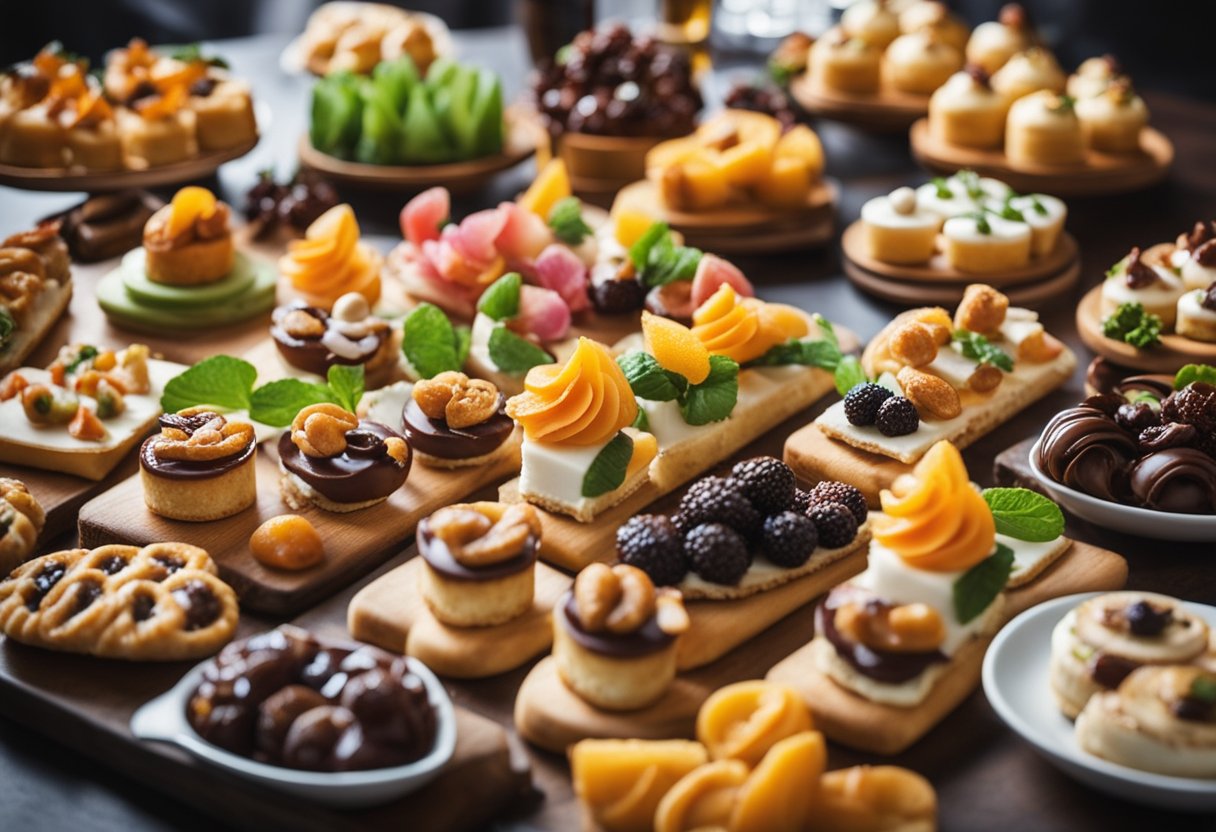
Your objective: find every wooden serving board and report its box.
[614,179,837,233]
[766,540,1128,755]
[1075,284,1216,373]
[909,119,1174,197]
[994,436,1048,493]
[841,221,1079,287]
[347,556,571,678]
[0,604,530,831]
[789,73,929,132]
[844,256,1081,308]
[513,655,711,754]
[77,439,521,616]
[0,455,138,543]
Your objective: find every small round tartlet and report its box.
[1099,246,1186,329]
[1075,80,1149,154]
[882,30,963,95]
[990,47,1065,103]
[928,66,1009,149]
[402,372,516,469]
[143,187,235,286]
[1006,90,1085,167]
[861,186,941,264]
[964,3,1032,75]
[418,501,541,627]
[810,29,883,94]
[140,408,257,522]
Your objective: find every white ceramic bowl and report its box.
[982,592,1216,811]
[130,653,456,808]
[1027,438,1216,542]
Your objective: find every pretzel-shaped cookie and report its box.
[0,478,45,575]
[0,542,238,661]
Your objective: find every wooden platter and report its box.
[0,136,259,193]
[77,438,520,616]
[909,119,1174,197]
[513,656,710,753]
[347,557,571,678]
[789,73,929,132]
[0,456,138,543]
[766,540,1128,755]
[558,131,663,204]
[298,112,541,194]
[612,179,837,254]
[1075,284,1216,373]
[844,256,1081,307]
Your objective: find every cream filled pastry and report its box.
[1006,90,1085,167]
[810,28,883,94]
[1177,287,1216,343]
[913,170,997,220]
[1181,239,1216,291]
[1006,193,1067,256]
[553,563,689,711]
[1075,80,1148,154]
[1067,54,1125,100]
[964,3,1032,75]
[271,292,396,388]
[861,186,940,264]
[899,1,969,52]
[990,47,1065,103]
[882,30,963,95]
[1100,247,1186,329]
[928,66,1008,149]
[1171,220,1216,276]
[941,213,1032,273]
[1050,592,1210,720]
[1076,665,1216,778]
[841,0,901,50]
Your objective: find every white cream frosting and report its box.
[1068,57,1120,99]
[990,48,1065,99]
[1007,193,1066,233]
[1008,90,1081,131]
[931,70,1005,111]
[861,193,941,230]
[942,213,1032,244]
[1178,289,1216,328]
[1181,258,1216,292]
[965,20,1029,69]
[884,30,961,72]
[1075,90,1148,127]
[1102,264,1185,309]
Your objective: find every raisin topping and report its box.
[27,562,66,611]
[1124,599,1173,636]
[1089,653,1140,689]
[70,580,103,617]
[172,581,222,631]
[97,555,128,575]
[131,593,156,622]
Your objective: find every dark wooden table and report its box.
[3,26,1216,832]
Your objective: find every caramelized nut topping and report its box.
[896,367,962,420]
[573,563,686,637]
[954,284,1008,334]
[290,403,359,458]
[412,371,500,428]
[153,408,255,462]
[835,601,946,653]
[428,502,541,567]
[282,308,325,339]
[887,322,939,368]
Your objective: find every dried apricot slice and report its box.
[643,311,711,384]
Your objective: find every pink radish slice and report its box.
[518,285,572,340]
[400,187,450,246]
[451,207,509,265]
[495,202,552,261]
[691,254,754,309]
[533,244,590,313]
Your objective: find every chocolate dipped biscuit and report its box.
[139,409,257,522]
[278,403,410,513]
[271,292,395,388]
[404,372,514,468]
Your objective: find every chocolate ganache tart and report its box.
[402,372,515,469]
[278,403,410,513]
[140,408,257,522]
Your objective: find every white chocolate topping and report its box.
[942,213,1032,244]
[1008,90,1081,131]
[1007,193,1066,231]
[990,47,1065,99]
[861,191,940,229]
[930,70,1005,112]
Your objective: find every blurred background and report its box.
[1,0,1210,101]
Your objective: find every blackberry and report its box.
[791,487,813,515]
[807,481,868,525]
[684,523,750,585]
[679,476,761,539]
[616,514,686,586]
[844,383,893,426]
[591,278,645,315]
[875,396,919,437]
[808,501,859,549]
[761,511,818,568]
[1162,382,1216,434]
[729,456,796,515]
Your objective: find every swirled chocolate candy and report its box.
[1036,405,1138,501]
[1128,448,1216,513]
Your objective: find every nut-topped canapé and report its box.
[139,408,257,522]
[403,372,516,468]
[270,292,396,387]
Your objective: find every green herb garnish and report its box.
[956,170,983,200]
[982,488,1064,542]
[1174,364,1216,389]
[402,303,471,379]
[617,352,738,425]
[161,355,257,413]
[954,543,1015,625]
[487,324,551,375]
[965,211,992,235]
[477,272,522,321]
[547,197,593,245]
[952,330,1013,372]
[1191,676,1216,704]
[1101,302,1162,349]
[628,222,703,289]
[834,356,870,397]
[167,42,230,68]
[581,431,633,498]
[1030,195,1049,216]
[931,177,952,199]
[616,352,688,402]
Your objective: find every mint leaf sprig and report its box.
[982,488,1064,542]
[953,330,1013,372]
[617,352,739,426]
[402,303,471,379]
[742,314,866,397]
[548,197,593,246]
[161,357,365,428]
[1101,301,1162,349]
[953,543,1015,625]
[477,272,522,321]
[1175,363,1216,389]
[628,222,703,290]
[582,431,634,498]
[473,273,553,376]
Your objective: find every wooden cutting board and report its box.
[347,556,571,678]
[0,455,138,543]
[77,439,521,615]
[766,540,1128,755]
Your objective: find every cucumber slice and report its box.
[119,249,257,308]
[99,257,277,332]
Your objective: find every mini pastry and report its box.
[1077,665,1216,778]
[0,478,45,575]
[0,542,238,660]
[552,563,689,710]
[140,408,257,522]
[1006,192,1067,256]
[280,204,382,310]
[403,372,516,469]
[1050,591,1210,719]
[143,186,234,285]
[297,3,444,76]
[941,213,1032,273]
[271,293,396,388]
[964,3,1032,75]
[117,102,198,168]
[417,501,541,627]
[882,30,963,96]
[840,0,900,50]
[63,91,122,171]
[278,403,410,513]
[928,66,1008,149]
[899,1,969,52]
[990,47,1065,103]
[860,186,940,264]
[188,78,258,152]
[506,338,657,522]
[1075,79,1148,154]
[1177,287,1216,342]
[0,222,74,373]
[809,28,883,95]
[49,190,163,263]
[1067,54,1125,100]
[1100,247,1186,329]
[187,626,439,770]
[0,104,68,168]
[1005,90,1085,167]
[249,515,325,571]
[1181,238,1216,291]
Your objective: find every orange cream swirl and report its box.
[506,337,638,446]
[279,204,382,309]
[691,285,810,364]
[873,440,995,572]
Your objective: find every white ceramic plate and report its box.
[983,592,1216,811]
[130,651,456,808]
[1027,439,1216,542]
